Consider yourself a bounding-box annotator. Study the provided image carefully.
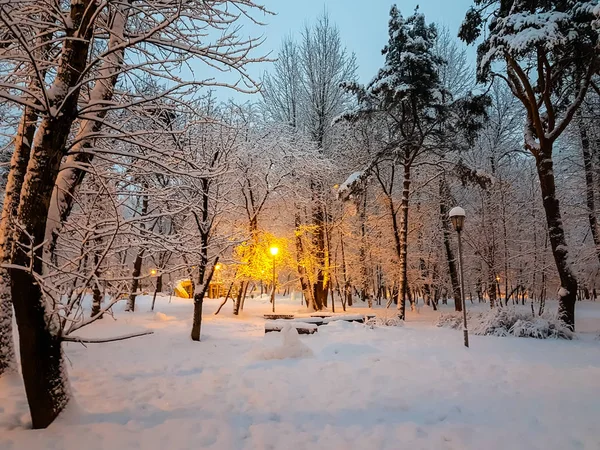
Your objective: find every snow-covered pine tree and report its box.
[339,7,445,319]
[459,0,600,329]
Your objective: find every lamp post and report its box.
[214,263,222,298]
[150,268,159,311]
[270,246,279,313]
[449,207,469,348]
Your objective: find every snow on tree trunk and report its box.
[0,10,55,376]
[45,3,128,264]
[536,150,578,329]
[8,0,98,427]
[0,108,35,375]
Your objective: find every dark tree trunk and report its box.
[311,185,328,310]
[397,162,411,319]
[0,11,55,376]
[91,249,103,318]
[8,0,98,428]
[156,274,163,293]
[126,248,145,312]
[578,114,600,265]
[359,189,370,304]
[294,211,313,308]
[385,192,402,309]
[439,176,462,311]
[233,281,246,316]
[191,258,218,341]
[536,148,578,329]
[0,106,35,374]
[126,189,149,312]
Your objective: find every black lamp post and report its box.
[270,246,279,313]
[449,206,469,348]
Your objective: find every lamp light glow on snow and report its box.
[215,263,222,270]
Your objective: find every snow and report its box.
[264,321,318,331]
[1,295,600,450]
[448,206,465,218]
[337,171,363,199]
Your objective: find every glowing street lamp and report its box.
[150,268,159,311]
[270,246,279,312]
[449,206,469,348]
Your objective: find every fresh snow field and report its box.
[1,295,600,450]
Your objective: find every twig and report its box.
[62,330,154,344]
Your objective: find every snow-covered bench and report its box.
[265,321,318,335]
[322,314,365,324]
[264,314,295,320]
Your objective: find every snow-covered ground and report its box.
[1,295,600,450]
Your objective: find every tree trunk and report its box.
[191,258,218,341]
[385,193,402,309]
[8,0,98,428]
[358,189,370,304]
[311,184,328,310]
[397,162,411,319]
[91,249,103,318]
[536,147,578,329]
[578,114,600,265]
[439,176,462,311]
[45,3,129,262]
[294,211,313,308]
[0,108,35,374]
[126,189,149,312]
[0,11,55,376]
[233,281,245,316]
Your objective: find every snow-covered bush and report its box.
[471,308,573,339]
[436,313,470,329]
[366,312,404,329]
[438,308,573,339]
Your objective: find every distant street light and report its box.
[449,206,469,348]
[270,246,279,313]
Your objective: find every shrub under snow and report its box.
[437,308,573,340]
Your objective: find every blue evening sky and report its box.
[205,0,476,100]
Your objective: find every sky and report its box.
[206,0,477,101]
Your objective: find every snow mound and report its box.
[437,308,573,339]
[256,324,314,360]
[323,319,362,330]
[154,312,175,322]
